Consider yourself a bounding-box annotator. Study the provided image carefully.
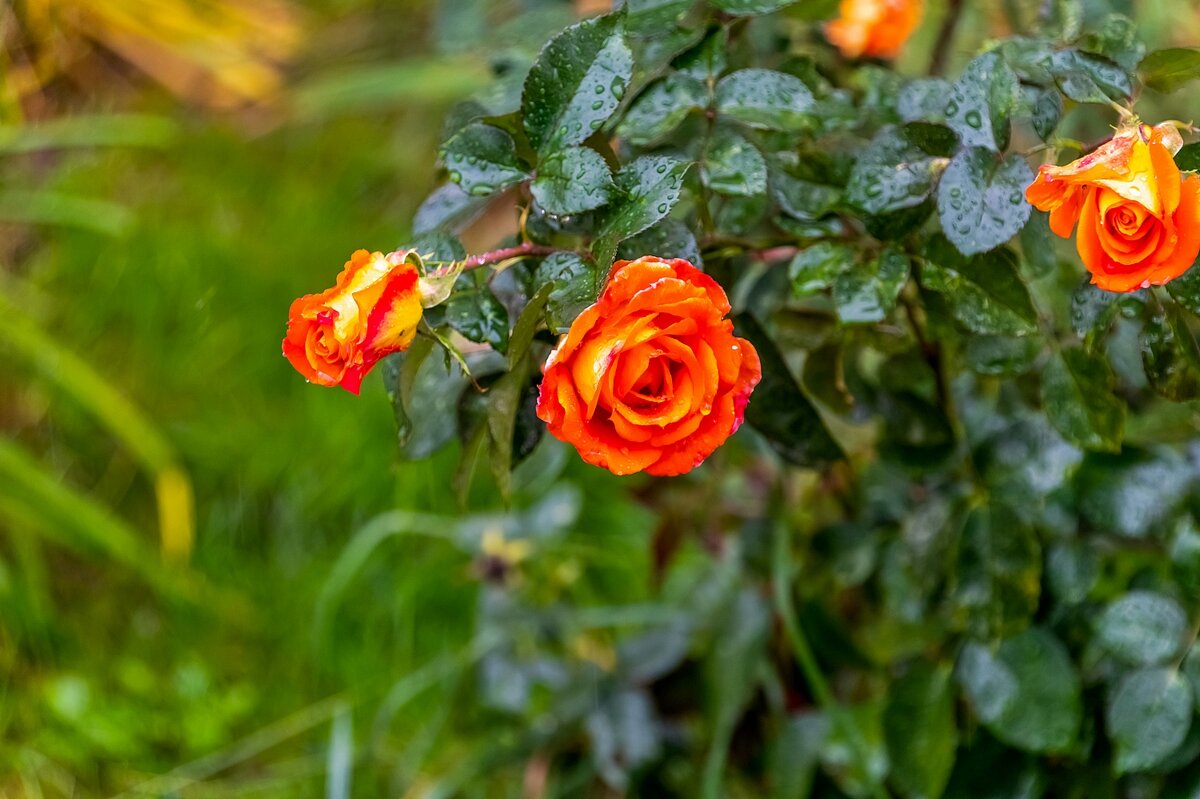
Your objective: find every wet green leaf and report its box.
[1142,303,1200,402]
[846,127,942,215]
[1108,668,1193,774]
[535,252,602,333]
[1041,348,1125,452]
[446,273,510,351]
[920,241,1037,336]
[1095,591,1189,666]
[937,148,1033,257]
[617,73,707,145]
[531,145,614,214]
[522,14,633,154]
[790,242,856,296]
[832,245,909,324]
[704,127,767,196]
[593,155,690,265]
[957,628,1082,754]
[440,123,530,197]
[715,69,815,131]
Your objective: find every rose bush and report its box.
[286,2,1200,796]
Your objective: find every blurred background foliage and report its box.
[4,0,1200,797]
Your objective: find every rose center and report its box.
[625,354,675,408]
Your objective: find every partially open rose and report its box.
[1026,121,1200,292]
[283,249,423,394]
[825,0,923,60]
[536,256,761,477]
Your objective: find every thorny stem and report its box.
[462,242,558,270]
[929,0,965,76]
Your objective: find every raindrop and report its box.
[964,110,983,129]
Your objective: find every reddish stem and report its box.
[462,242,558,269]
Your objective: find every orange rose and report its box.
[1026,122,1200,293]
[536,256,761,477]
[826,0,922,60]
[283,249,423,394]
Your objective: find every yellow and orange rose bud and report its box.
[283,249,423,394]
[826,0,923,60]
[1026,121,1200,293]
[536,256,761,477]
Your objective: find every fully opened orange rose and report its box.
[826,0,922,60]
[536,257,761,477]
[283,249,422,394]
[1026,122,1200,293]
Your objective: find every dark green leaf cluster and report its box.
[385,0,1200,795]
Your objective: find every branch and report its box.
[462,242,558,270]
[929,0,965,76]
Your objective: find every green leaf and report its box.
[1177,143,1200,173]
[1070,280,1133,349]
[846,127,942,216]
[618,218,702,264]
[710,0,797,14]
[1077,449,1192,539]
[1041,348,1125,452]
[1107,668,1193,774]
[914,53,1018,152]
[820,703,890,799]
[769,158,841,220]
[383,339,466,459]
[1018,210,1058,278]
[507,283,553,370]
[485,358,531,500]
[531,146,614,214]
[1026,87,1063,142]
[413,182,489,235]
[676,27,727,83]
[832,245,909,325]
[440,123,530,197]
[521,14,633,154]
[964,334,1040,376]
[593,155,690,265]
[733,313,844,466]
[1046,542,1099,605]
[920,241,1037,336]
[714,69,815,131]
[1095,591,1188,667]
[445,273,510,351]
[885,664,956,799]
[617,73,707,145]
[1048,50,1133,103]
[903,121,959,157]
[790,242,856,296]
[1142,303,1200,402]
[1079,13,1145,72]
[937,148,1033,257]
[957,628,1082,754]
[625,0,693,33]
[535,252,602,333]
[1139,48,1200,94]
[949,505,1042,640]
[704,127,767,196]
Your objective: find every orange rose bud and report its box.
[536,256,761,477]
[1026,122,1200,293]
[283,249,423,395]
[826,0,923,60]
